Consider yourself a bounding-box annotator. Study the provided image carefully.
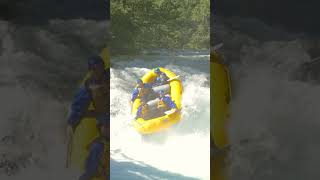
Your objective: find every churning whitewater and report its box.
[0,19,107,179]
[215,16,320,180]
[110,54,210,180]
[3,12,320,180]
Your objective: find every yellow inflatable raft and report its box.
[68,48,110,180]
[211,49,232,180]
[131,68,183,134]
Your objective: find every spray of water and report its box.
[217,18,320,179]
[110,56,210,180]
[0,19,107,179]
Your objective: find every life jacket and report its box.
[136,87,149,98]
[141,106,148,115]
[157,95,170,109]
[155,73,168,84]
[157,100,167,108]
[84,71,108,113]
[160,73,167,81]
[139,105,151,120]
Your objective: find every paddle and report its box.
[129,100,133,114]
[167,75,180,82]
[164,108,177,115]
[65,126,73,168]
[213,43,224,51]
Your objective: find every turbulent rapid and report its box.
[0,19,107,179]
[214,16,320,180]
[2,11,319,180]
[110,54,210,180]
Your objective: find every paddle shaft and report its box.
[167,75,180,82]
[65,130,73,168]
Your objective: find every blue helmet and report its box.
[137,79,143,84]
[154,68,161,74]
[88,55,104,69]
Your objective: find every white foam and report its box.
[111,56,210,180]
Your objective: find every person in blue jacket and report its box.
[153,68,169,86]
[79,120,108,180]
[131,79,155,103]
[135,101,151,120]
[65,55,109,179]
[67,55,109,131]
[157,90,177,113]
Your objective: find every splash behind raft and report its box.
[68,48,109,180]
[131,68,183,134]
